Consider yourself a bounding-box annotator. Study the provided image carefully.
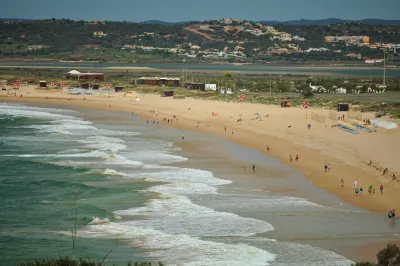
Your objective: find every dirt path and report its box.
[184,25,213,40]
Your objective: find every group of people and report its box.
[352,179,384,196]
[388,209,396,219]
[324,163,331,172]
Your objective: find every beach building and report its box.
[115,86,124,92]
[183,82,206,91]
[280,99,292,107]
[135,77,180,86]
[63,70,105,81]
[39,81,47,88]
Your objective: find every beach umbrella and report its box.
[60,82,65,88]
[302,101,311,118]
[50,82,56,87]
[238,94,244,108]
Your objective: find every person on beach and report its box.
[383,168,388,175]
[388,210,396,219]
[324,163,328,172]
[340,178,344,188]
[369,160,372,166]
[327,164,331,172]
[392,174,397,181]
[253,164,256,172]
[232,129,234,135]
[359,187,363,196]
[290,154,293,163]
[354,179,358,191]
[224,126,226,132]
[380,184,384,194]
[373,188,375,195]
[196,122,199,127]
[181,134,185,140]
[355,187,359,196]
[368,185,373,195]
[295,153,299,162]
[267,145,270,152]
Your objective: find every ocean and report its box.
[0,102,397,266]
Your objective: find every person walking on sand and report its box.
[224,126,226,132]
[359,187,363,196]
[355,187,359,196]
[232,129,234,135]
[327,164,331,172]
[354,179,358,191]
[368,185,373,195]
[324,163,328,172]
[253,164,256,172]
[340,178,344,188]
[267,145,270,152]
[295,153,299,162]
[290,154,293,163]
[380,184,384,194]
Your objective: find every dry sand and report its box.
[1,85,400,214]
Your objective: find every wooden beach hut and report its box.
[39,81,47,88]
[80,83,89,89]
[337,103,349,112]
[162,90,174,97]
[115,86,124,92]
[280,99,292,107]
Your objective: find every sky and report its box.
[0,0,399,22]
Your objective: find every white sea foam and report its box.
[115,194,274,237]
[88,217,110,225]
[0,105,75,120]
[122,151,187,164]
[2,150,108,158]
[79,136,127,153]
[77,223,275,266]
[128,167,231,186]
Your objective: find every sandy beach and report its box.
[1,85,400,214]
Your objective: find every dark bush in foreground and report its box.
[17,257,164,266]
[352,244,400,266]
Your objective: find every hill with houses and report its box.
[0,18,399,64]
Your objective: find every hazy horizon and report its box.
[0,0,399,22]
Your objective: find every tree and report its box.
[223,72,232,79]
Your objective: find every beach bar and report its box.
[63,70,105,81]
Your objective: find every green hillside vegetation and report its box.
[0,19,399,63]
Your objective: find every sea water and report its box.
[0,102,357,265]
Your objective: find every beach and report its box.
[1,85,399,214]
[1,86,400,264]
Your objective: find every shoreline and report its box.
[1,91,400,214]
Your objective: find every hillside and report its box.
[0,18,399,64]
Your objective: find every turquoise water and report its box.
[0,62,399,77]
[1,102,375,266]
[0,113,155,265]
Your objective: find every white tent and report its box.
[68,70,82,75]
